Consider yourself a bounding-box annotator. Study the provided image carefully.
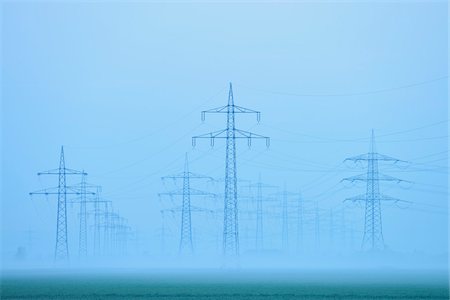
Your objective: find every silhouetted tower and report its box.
[92,188,103,256]
[30,146,86,261]
[314,201,320,251]
[271,187,301,253]
[193,83,270,258]
[73,177,99,258]
[343,130,407,251]
[256,177,263,250]
[160,154,214,255]
[78,173,88,258]
[180,155,193,254]
[243,175,277,252]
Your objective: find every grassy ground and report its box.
[1,269,448,299]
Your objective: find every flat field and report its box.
[1,269,448,299]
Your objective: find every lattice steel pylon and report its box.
[193,83,270,258]
[271,187,301,253]
[343,130,408,251]
[30,146,86,261]
[72,175,99,259]
[243,175,277,252]
[160,153,215,255]
[78,172,88,258]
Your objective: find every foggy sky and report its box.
[1,1,447,268]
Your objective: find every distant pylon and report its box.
[271,187,301,253]
[256,176,263,251]
[78,172,88,258]
[314,201,320,251]
[30,146,86,261]
[93,187,103,256]
[160,153,215,255]
[193,83,270,258]
[74,174,99,258]
[243,175,277,252]
[343,130,409,251]
[180,154,193,254]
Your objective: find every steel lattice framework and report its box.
[160,153,215,255]
[30,146,87,261]
[193,83,270,258]
[343,130,409,251]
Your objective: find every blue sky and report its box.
[1,1,447,266]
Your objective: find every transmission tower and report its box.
[343,130,408,251]
[192,83,270,258]
[70,177,100,259]
[79,173,88,258]
[29,146,87,261]
[314,201,320,251]
[242,175,277,252]
[160,154,215,255]
[92,188,103,256]
[271,187,301,253]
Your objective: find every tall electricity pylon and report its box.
[29,146,86,261]
[160,153,215,255]
[193,83,270,258]
[343,130,408,251]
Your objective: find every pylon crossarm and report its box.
[379,194,410,203]
[64,168,88,175]
[342,174,368,182]
[235,129,270,147]
[373,153,406,163]
[185,172,214,180]
[37,168,60,175]
[344,154,370,162]
[65,185,96,195]
[345,153,407,164]
[193,129,227,139]
[162,172,213,180]
[201,105,260,120]
[377,173,408,183]
[29,187,82,195]
[37,168,87,176]
[192,129,227,147]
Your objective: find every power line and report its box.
[235,76,448,98]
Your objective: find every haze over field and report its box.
[1,0,447,278]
